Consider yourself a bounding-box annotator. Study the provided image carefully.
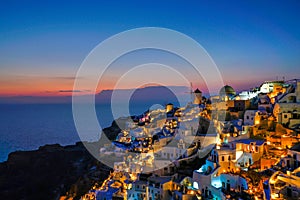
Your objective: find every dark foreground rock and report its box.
[0,118,126,200]
[0,142,112,200]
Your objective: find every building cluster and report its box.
[80,79,300,200]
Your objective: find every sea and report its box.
[0,103,158,162]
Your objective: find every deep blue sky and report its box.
[0,0,300,96]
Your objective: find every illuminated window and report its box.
[193,182,199,189]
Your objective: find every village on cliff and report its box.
[74,79,300,200]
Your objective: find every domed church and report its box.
[219,85,236,101]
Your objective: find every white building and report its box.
[236,90,258,100]
[127,180,148,200]
[193,151,248,200]
[233,139,265,169]
[280,143,300,170]
[244,110,258,125]
[273,81,300,127]
[147,176,174,200]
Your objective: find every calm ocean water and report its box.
[0,103,153,162]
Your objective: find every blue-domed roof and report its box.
[219,85,236,96]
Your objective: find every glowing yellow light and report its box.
[188,190,195,194]
[269,178,276,184]
[271,193,279,199]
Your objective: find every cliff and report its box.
[0,142,112,200]
[0,118,125,200]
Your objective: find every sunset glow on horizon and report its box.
[1,1,300,100]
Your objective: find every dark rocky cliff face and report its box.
[0,142,112,200]
[0,117,125,200]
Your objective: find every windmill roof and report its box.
[194,88,202,93]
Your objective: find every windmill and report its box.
[185,82,195,103]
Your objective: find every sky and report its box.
[1,0,300,98]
